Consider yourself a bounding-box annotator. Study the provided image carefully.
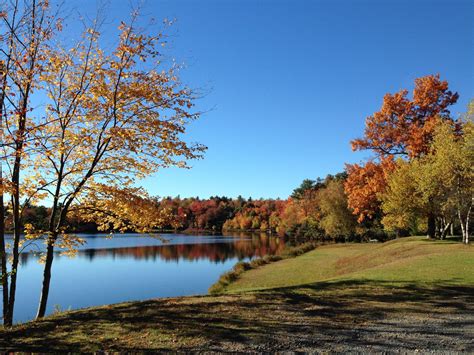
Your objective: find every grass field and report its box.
[225,237,474,292]
[0,237,472,352]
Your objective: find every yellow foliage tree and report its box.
[382,119,473,243]
[0,2,205,322]
[317,179,357,240]
[0,0,60,326]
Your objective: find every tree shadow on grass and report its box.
[0,279,472,352]
[417,236,465,243]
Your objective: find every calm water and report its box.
[2,233,285,323]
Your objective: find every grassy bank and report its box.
[0,237,472,352]
[225,236,474,293]
[209,242,318,294]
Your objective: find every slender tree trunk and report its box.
[7,156,22,325]
[36,165,66,320]
[440,221,451,240]
[459,212,467,244]
[466,221,470,245]
[427,213,436,239]
[36,173,62,320]
[36,235,55,319]
[459,212,466,244]
[466,203,471,245]
[463,206,470,245]
[0,176,9,326]
[0,62,9,325]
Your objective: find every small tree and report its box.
[317,179,357,240]
[381,160,425,235]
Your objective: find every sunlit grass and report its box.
[225,237,473,293]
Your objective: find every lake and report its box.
[2,233,286,323]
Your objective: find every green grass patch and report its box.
[226,236,473,293]
[208,242,317,294]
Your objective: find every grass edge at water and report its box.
[208,242,319,295]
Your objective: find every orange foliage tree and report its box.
[345,75,459,230]
[344,158,395,223]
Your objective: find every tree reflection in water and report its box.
[18,233,286,265]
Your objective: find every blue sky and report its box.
[75,0,474,199]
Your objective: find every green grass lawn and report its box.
[0,237,472,352]
[226,237,474,293]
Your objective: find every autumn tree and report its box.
[317,179,357,240]
[344,158,395,223]
[345,75,459,238]
[30,11,206,319]
[382,120,473,243]
[0,0,59,326]
[418,120,472,243]
[351,75,459,158]
[380,160,425,235]
[0,2,205,323]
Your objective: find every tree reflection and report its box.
[18,234,286,265]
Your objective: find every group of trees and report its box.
[12,76,472,248]
[344,75,472,244]
[222,199,286,233]
[219,173,360,243]
[220,75,473,245]
[381,120,472,243]
[276,173,359,241]
[2,185,356,242]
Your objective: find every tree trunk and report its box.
[36,236,55,319]
[0,56,11,326]
[458,207,471,245]
[6,149,23,325]
[6,201,21,325]
[466,204,471,245]
[463,209,470,245]
[0,182,9,326]
[459,214,466,244]
[427,213,436,239]
[440,221,451,240]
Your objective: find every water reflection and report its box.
[5,233,286,323]
[19,234,285,265]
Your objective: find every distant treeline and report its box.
[9,172,385,242]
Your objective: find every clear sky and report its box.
[74,0,474,199]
